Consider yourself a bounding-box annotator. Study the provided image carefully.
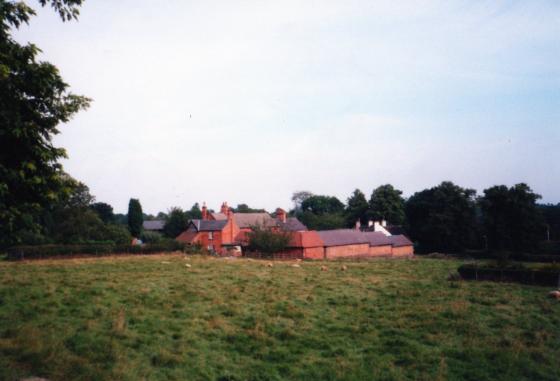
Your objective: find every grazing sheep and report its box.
[320,266,328,272]
[185,264,192,268]
[266,263,274,268]
[548,290,560,300]
[340,265,347,271]
[291,264,301,268]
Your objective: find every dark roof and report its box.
[143,220,165,230]
[362,231,392,246]
[386,225,406,235]
[279,217,308,232]
[317,229,370,247]
[234,213,278,228]
[388,235,413,247]
[211,213,227,220]
[190,219,227,232]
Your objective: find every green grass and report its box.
[0,255,558,381]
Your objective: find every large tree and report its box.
[0,0,90,247]
[127,199,143,237]
[164,207,188,238]
[369,184,406,225]
[345,189,369,227]
[479,184,544,253]
[90,202,114,224]
[298,194,346,230]
[406,181,477,253]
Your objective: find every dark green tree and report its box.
[233,203,265,213]
[164,207,188,238]
[0,0,90,248]
[369,184,406,225]
[186,203,202,219]
[127,199,143,237]
[301,195,345,215]
[345,189,369,227]
[405,181,477,253]
[247,224,291,256]
[291,191,313,212]
[480,184,544,253]
[90,202,114,224]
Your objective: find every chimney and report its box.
[201,202,208,220]
[220,201,229,214]
[276,208,287,223]
[355,219,361,230]
[227,207,233,220]
[381,219,387,227]
[368,220,374,228]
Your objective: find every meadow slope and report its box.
[0,255,558,381]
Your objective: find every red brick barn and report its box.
[317,230,371,259]
[388,235,414,257]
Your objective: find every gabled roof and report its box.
[233,213,278,228]
[317,229,370,247]
[279,217,308,232]
[143,220,165,230]
[211,213,227,220]
[190,219,228,232]
[388,235,413,247]
[362,231,392,247]
[210,212,279,228]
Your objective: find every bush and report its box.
[247,225,291,256]
[140,230,164,244]
[6,240,197,260]
[104,224,132,245]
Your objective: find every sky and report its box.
[13,0,560,213]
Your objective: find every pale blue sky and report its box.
[14,0,560,213]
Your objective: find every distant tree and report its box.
[345,189,369,227]
[301,195,345,215]
[164,207,188,238]
[298,211,346,231]
[90,202,114,223]
[127,199,143,237]
[291,191,314,211]
[480,184,544,253]
[233,203,265,213]
[247,224,291,256]
[156,211,168,220]
[369,184,406,225]
[140,230,163,244]
[113,213,128,225]
[538,203,560,241]
[186,203,202,219]
[0,0,90,248]
[104,224,132,245]
[406,181,477,253]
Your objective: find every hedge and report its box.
[6,241,201,260]
[458,263,560,287]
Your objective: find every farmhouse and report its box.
[176,202,308,255]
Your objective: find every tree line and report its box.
[291,182,559,255]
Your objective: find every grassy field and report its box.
[0,255,558,381]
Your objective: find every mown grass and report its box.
[0,255,558,381]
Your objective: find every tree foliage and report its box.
[0,0,90,248]
[247,225,291,255]
[301,195,344,215]
[406,181,477,253]
[90,202,114,224]
[345,189,369,227]
[127,199,143,237]
[480,184,544,253]
[164,207,188,238]
[369,184,406,225]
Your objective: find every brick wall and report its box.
[325,243,370,259]
[368,245,393,257]
[392,245,414,257]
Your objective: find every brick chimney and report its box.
[201,202,208,220]
[355,219,361,230]
[276,208,287,223]
[220,201,229,214]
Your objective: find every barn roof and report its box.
[388,234,413,247]
[279,217,308,232]
[317,229,370,247]
[143,220,165,230]
[362,231,392,247]
[190,219,227,232]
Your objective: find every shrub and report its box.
[247,225,291,256]
[140,230,163,244]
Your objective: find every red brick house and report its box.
[176,202,307,255]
